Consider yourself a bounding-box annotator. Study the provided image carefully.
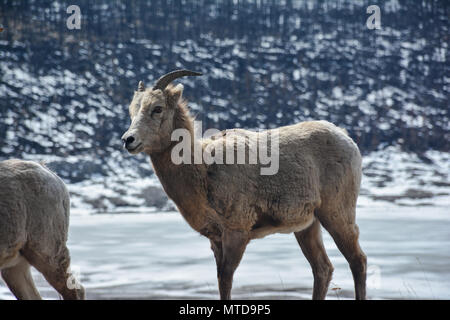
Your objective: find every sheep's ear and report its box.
[171,83,184,102]
[138,81,145,91]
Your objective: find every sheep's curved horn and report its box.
[153,69,202,91]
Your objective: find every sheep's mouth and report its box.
[127,143,143,153]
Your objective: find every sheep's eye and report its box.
[152,106,163,114]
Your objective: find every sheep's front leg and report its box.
[217,229,249,300]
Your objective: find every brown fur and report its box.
[122,81,367,300]
[0,159,85,300]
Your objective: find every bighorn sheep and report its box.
[0,159,84,300]
[121,70,367,300]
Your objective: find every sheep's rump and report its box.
[0,159,70,267]
[203,120,362,232]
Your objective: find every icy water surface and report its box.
[1,205,449,300]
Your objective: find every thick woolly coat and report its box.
[148,85,362,242]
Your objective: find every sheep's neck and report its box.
[149,138,208,233]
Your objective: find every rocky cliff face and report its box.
[0,0,448,213]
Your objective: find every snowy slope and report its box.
[0,1,448,213]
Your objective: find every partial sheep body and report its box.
[202,120,362,239]
[0,159,84,300]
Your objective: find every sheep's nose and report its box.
[122,136,135,149]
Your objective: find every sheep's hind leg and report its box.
[217,230,249,300]
[318,210,367,300]
[1,256,42,300]
[23,245,85,300]
[294,218,334,300]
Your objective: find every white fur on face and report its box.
[123,89,175,154]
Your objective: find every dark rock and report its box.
[141,186,169,209]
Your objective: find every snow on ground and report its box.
[0,205,448,300]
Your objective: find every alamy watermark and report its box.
[366,5,381,30]
[66,265,83,290]
[65,5,381,31]
[170,121,280,175]
[66,5,81,30]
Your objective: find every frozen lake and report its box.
[1,205,449,300]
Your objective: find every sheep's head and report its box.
[121,70,201,154]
